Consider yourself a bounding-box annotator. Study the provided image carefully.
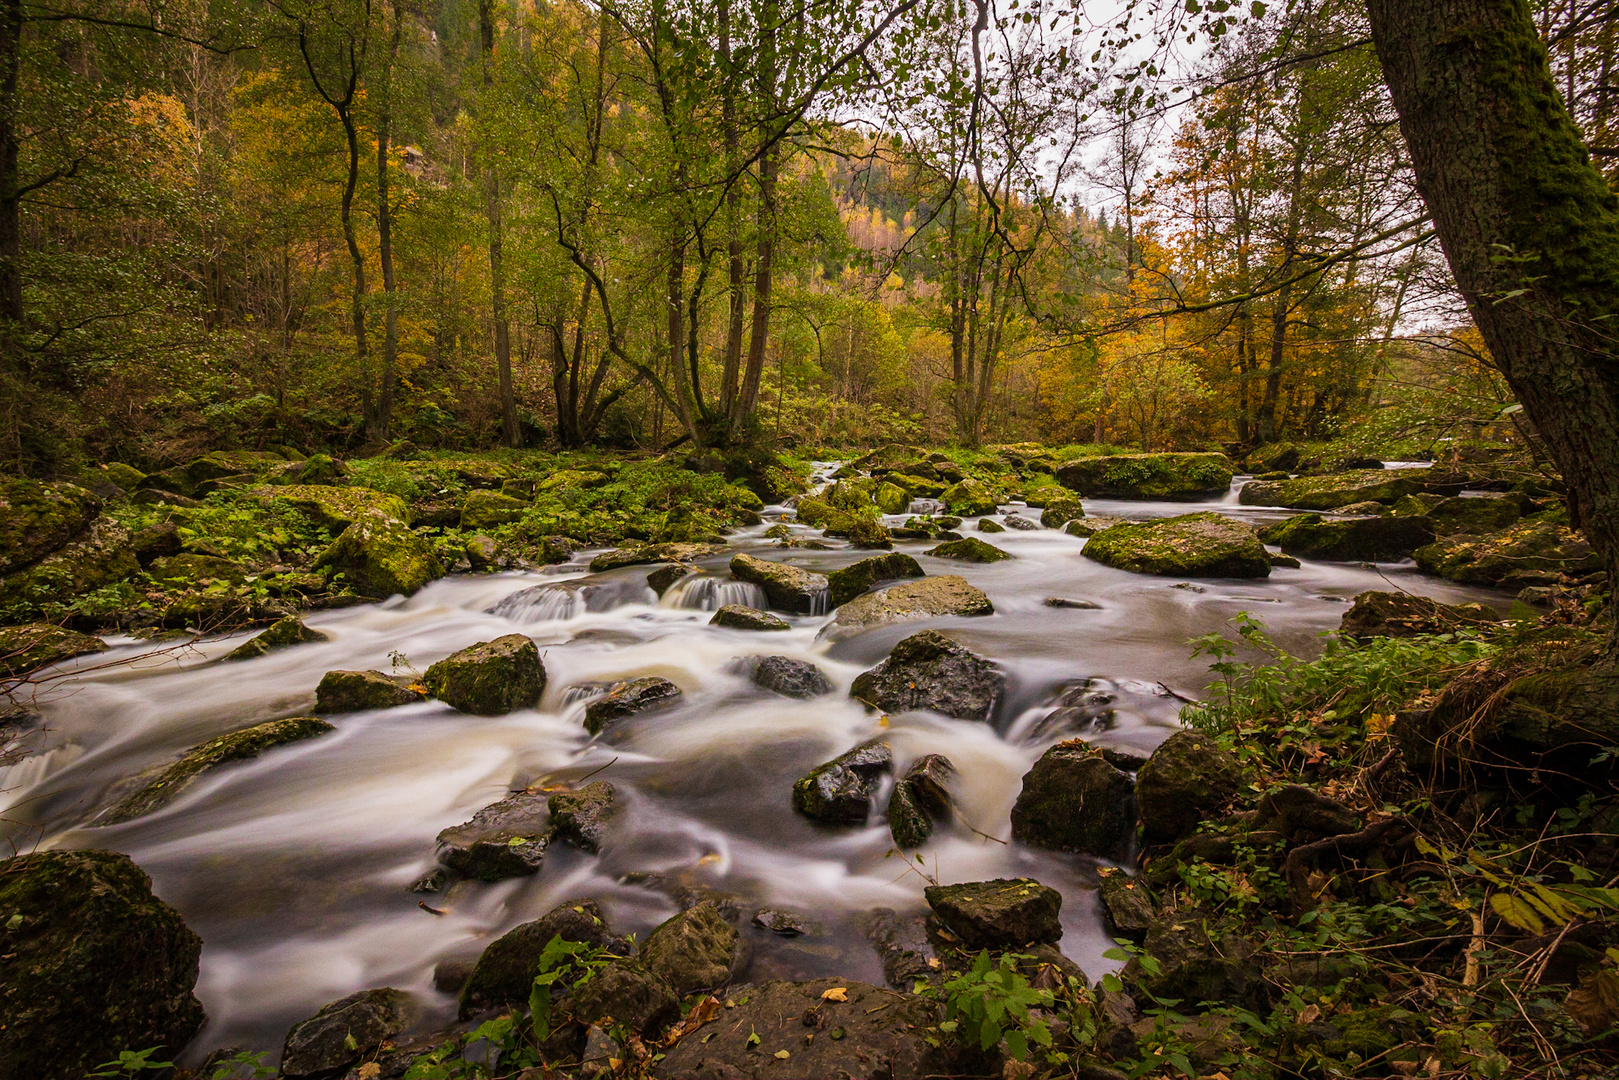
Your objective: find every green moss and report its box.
[424,634,546,715]
[459,490,528,530]
[225,615,326,661]
[1238,469,1429,510]
[827,553,925,607]
[1055,452,1234,499]
[0,479,102,575]
[256,484,410,531]
[314,510,444,598]
[925,536,1013,562]
[1082,512,1271,578]
[0,622,107,677]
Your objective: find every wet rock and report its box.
[1002,514,1039,531]
[887,754,955,849]
[583,676,683,734]
[314,669,424,712]
[1056,452,1234,500]
[258,484,410,532]
[1257,513,1436,562]
[1269,552,1302,568]
[1334,499,1389,515]
[940,478,999,516]
[538,535,584,564]
[281,987,415,1079]
[589,542,727,573]
[548,782,618,853]
[710,604,789,631]
[976,518,1005,533]
[824,574,994,633]
[1010,739,1136,858]
[1338,590,1497,642]
[425,634,545,716]
[1136,730,1241,845]
[851,630,1004,721]
[539,468,611,492]
[641,901,739,995]
[131,519,182,565]
[436,791,551,880]
[861,908,937,987]
[839,513,894,549]
[792,738,893,824]
[225,615,327,661]
[890,472,948,498]
[1082,513,1271,578]
[1253,784,1361,842]
[1063,515,1132,537]
[433,958,476,995]
[745,655,833,698]
[1097,868,1155,941]
[728,552,829,614]
[575,960,680,1033]
[149,552,248,586]
[875,481,912,514]
[1238,468,1431,510]
[1247,442,1302,473]
[1129,914,1264,1009]
[753,908,814,935]
[827,552,925,607]
[646,562,696,596]
[0,622,106,678]
[0,478,101,575]
[924,878,1063,949]
[1040,497,1087,528]
[1101,745,1154,771]
[925,535,1012,562]
[0,849,205,1080]
[99,716,335,825]
[464,534,499,571]
[1044,596,1102,610]
[1028,683,1119,741]
[314,510,444,598]
[1414,519,1600,586]
[459,899,616,1016]
[853,443,929,471]
[461,490,529,530]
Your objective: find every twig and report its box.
[1463,909,1486,987]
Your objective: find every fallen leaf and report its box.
[1565,969,1619,1035]
[1297,1004,1321,1024]
[821,987,849,1002]
[774,1049,791,1059]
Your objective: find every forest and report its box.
[3,0,1619,1078]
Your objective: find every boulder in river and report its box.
[976,517,1004,533]
[640,901,740,995]
[792,738,893,824]
[887,754,956,849]
[1396,492,1525,534]
[548,781,618,853]
[851,629,1005,721]
[0,622,106,678]
[876,480,912,514]
[925,535,1012,562]
[1338,590,1498,642]
[709,604,789,631]
[827,552,925,607]
[1415,518,1600,586]
[1135,730,1240,845]
[826,575,993,634]
[424,634,545,715]
[646,561,696,596]
[436,790,551,880]
[924,878,1063,949]
[0,478,102,575]
[1040,497,1087,528]
[459,899,617,1017]
[1055,452,1234,499]
[940,478,999,516]
[225,615,327,661]
[1010,739,1136,859]
[314,668,424,712]
[1237,468,1430,510]
[1257,513,1436,562]
[281,987,416,1079]
[314,509,444,598]
[0,849,205,1080]
[1097,867,1155,941]
[728,552,829,613]
[574,960,682,1034]
[1082,512,1271,578]
[99,716,334,824]
[744,654,833,698]
[583,676,683,734]
[590,542,727,573]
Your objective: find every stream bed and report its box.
[0,469,1508,1061]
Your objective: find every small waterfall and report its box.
[663,577,768,611]
[908,498,944,516]
[490,578,656,623]
[808,588,831,617]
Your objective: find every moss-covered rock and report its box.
[852,443,928,471]
[0,622,106,677]
[729,552,829,613]
[940,478,999,516]
[851,629,1005,722]
[314,668,424,712]
[0,479,101,574]
[826,574,994,632]
[102,462,147,491]
[0,517,138,609]
[709,604,790,631]
[589,542,727,572]
[1136,730,1240,845]
[225,616,327,661]
[1414,519,1600,586]
[1082,512,1271,578]
[1130,913,1264,1009]
[1257,513,1436,562]
[1062,515,1132,537]
[1338,590,1498,642]
[281,988,416,1080]
[1056,452,1234,499]
[575,961,681,1034]
[255,484,411,532]
[887,754,955,849]
[1420,493,1526,535]
[548,781,618,853]
[583,676,682,734]
[1247,442,1302,473]
[314,510,444,598]
[538,468,610,492]
[1237,468,1431,510]
[425,634,546,715]
[460,490,529,530]
[1097,867,1155,941]
[875,482,912,514]
[640,902,739,995]
[436,790,551,880]
[827,552,925,607]
[924,878,1062,949]
[744,655,833,698]
[925,536,1012,562]
[458,899,617,1017]
[1010,739,1136,858]
[0,851,203,1080]
[646,561,696,595]
[149,552,248,586]
[1039,497,1087,528]
[840,514,894,548]
[100,716,334,824]
[793,738,893,824]
[889,472,948,498]
[131,519,182,565]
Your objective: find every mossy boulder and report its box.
[744,655,833,698]
[257,484,411,532]
[1414,519,1600,586]
[923,878,1062,949]
[590,542,727,572]
[0,517,138,608]
[0,622,106,677]
[583,676,682,734]
[1039,497,1087,528]
[1010,739,1136,858]
[149,552,248,586]
[889,472,948,498]
[460,490,529,530]
[1136,730,1241,845]
[646,562,696,595]
[850,629,1005,722]
[1129,914,1264,1010]
[729,552,829,613]
[1257,513,1436,562]
[102,462,147,491]
[548,781,618,853]
[575,961,681,1034]
[1419,493,1526,535]
[436,790,551,880]
[0,849,205,1080]
[825,479,878,512]
[314,510,444,598]
[852,443,928,470]
[425,634,545,716]
[875,481,912,514]
[131,519,182,565]
[1056,452,1234,499]
[1247,442,1302,473]
[1339,590,1498,642]
[941,478,999,516]
[887,754,955,849]
[827,552,925,607]
[640,902,739,995]
[826,574,993,632]
[710,604,790,631]
[458,899,616,1017]
[314,669,424,712]
[926,536,1012,562]
[793,738,893,824]
[100,716,334,824]
[1097,867,1155,941]
[225,616,327,661]
[1082,512,1271,578]
[841,514,894,548]
[281,988,415,1080]
[0,479,101,575]
[537,469,610,492]
[1237,468,1431,510]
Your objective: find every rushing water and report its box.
[0,467,1508,1062]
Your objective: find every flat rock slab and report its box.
[1238,469,1431,510]
[1056,452,1233,499]
[925,536,1013,562]
[1082,513,1271,579]
[436,791,550,880]
[548,781,617,853]
[924,878,1063,950]
[0,622,106,678]
[315,669,424,713]
[826,575,993,634]
[225,616,326,661]
[827,552,925,607]
[710,604,790,631]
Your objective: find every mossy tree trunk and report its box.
[1367,0,1619,609]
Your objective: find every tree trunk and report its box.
[0,0,21,335]
[338,107,370,431]
[731,144,777,439]
[1367,0,1619,598]
[480,0,520,448]
[718,0,747,415]
[374,1,402,442]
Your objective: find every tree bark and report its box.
[732,144,777,439]
[0,0,22,334]
[373,0,402,442]
[1367,0,1619,602]
[479,0,520,448]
